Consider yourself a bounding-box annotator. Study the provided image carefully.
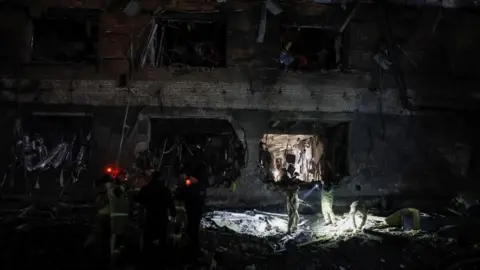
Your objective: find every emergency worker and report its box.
[176,160,208,262]
[136,171,176,258]
[321,181,336,225]
[107,174,130,257]
[349,200,367,230]
[84,174,113,257]
[279,165,300,234]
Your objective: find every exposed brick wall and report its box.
[3,66,480,112]
[100,12,151,74]
[0,71,403,114]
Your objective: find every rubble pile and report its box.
[202,210,295,237]
[200,210,480,270]
[201,210,382,249]
[1,205,480,270]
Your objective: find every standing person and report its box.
[176,160,208,263]
[321,181,336,225]
[349,200,367,230]
[107,175,130,258]
[84,174,113,258]
[136,171,176,263]
[279,165,300,234]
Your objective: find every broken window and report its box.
[31,8,100,64]
[280,27,341,71]
[147,118,244,188]
[260,121,324,183]
[261,133,323,183]
[4,113,92,195]
[145,13,227,68]
[260,121,350,185]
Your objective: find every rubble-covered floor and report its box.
[1,204,479,270]
[200,210,480,270]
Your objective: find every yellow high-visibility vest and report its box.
[108,184,129,217]
[385,208,421,230]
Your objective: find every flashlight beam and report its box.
[253,209,288,218]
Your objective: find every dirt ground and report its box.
[0,204,479,270]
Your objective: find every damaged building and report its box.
[1,0,480,269]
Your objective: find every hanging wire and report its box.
[115,35,134,167]
[116,100,130,167]
[156,138,168,171]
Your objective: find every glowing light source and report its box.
[302,183,320,199]
[186,179,192,186]
[273,169,280,181]
[104,165,122,179]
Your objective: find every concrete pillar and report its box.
[230,111,284,205]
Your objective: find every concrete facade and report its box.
[2,2,480,206]
[1,104,478,207]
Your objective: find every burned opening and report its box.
[261,133,322,182]
[3,113,92,196]
[280,27,341,71]
[31,8,100,64]
[147,118,245,188]
[260,120,349,186]
[154,13,227,68]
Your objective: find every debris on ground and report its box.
[1,205,479,270]
[200,210,480,270]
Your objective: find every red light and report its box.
[186,179,191,186]
[104,165,124,179]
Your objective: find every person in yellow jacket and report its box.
[321,182,336,225]
[385,208,421,230]
[107,177,130,257]
[84,174,112,258]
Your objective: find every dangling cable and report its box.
[116,35,135,167]
[116,100,130,167]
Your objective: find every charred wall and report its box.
[1,106,480,206]
[1,1,480,206]
[348,5,480,78]
[0,105,143,202]
[2,2,480,75]
[338,113,480,200]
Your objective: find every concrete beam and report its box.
[0,69,402,113]
[2,68,480,114]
